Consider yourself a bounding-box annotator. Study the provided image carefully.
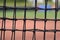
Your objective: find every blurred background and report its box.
[0,0,60,40]
[0,0,60,7]
[0,0,60,19]
[0,0,60,8]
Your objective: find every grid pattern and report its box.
[0,0,60,40]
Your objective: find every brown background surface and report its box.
[0,20,60,40]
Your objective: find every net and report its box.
[0,0,60,40]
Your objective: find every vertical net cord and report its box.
[54,0,58,40]
[22,0,26,40]
[11,0,16,40]
[32,0,37,40]
[0,0,59,40]
[2,0,6,40]
[1,1,5,40]
[44,0,48,40]
[1,7,4,40]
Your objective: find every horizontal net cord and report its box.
[0,17,60,21]
[0,6,60,10]
[0,28,60,32]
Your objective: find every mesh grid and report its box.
[0,0,60,40]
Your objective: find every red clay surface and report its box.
[0,20,60,40]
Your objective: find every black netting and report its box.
[0,0,60,40]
